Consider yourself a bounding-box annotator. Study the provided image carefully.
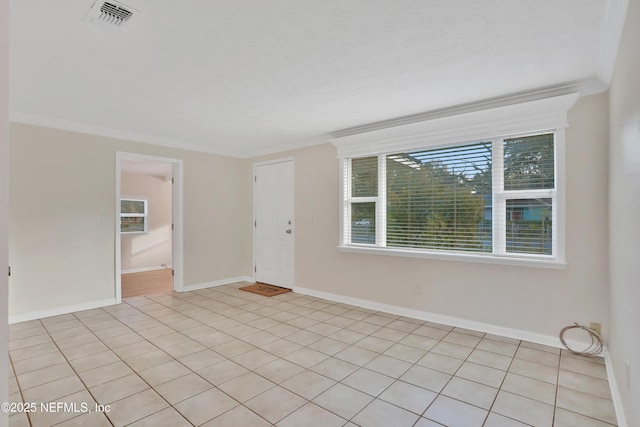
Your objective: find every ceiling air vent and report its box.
[85,0,138,30]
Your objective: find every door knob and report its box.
[286,229,292,234]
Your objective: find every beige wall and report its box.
[121,172,172,272]
[8,96,611,345]
[1,0,9,421]
[9,123,253,317]
[251,93,610,341]
[608,0,640,424]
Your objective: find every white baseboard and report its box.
[9,298,118,324]
[8,274,253,323]
[293,286,590,350]
[182,276,255,292]
[122,266,171,274]
[603,349,629,427]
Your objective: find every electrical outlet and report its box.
[625,361,631,390]
[589,322,601,335]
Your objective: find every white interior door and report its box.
[255,160,294,288]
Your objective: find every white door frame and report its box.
[253,157,295,288]
[115,152,184,302]
[0,0,9,416]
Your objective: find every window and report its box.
[120,198,147,233]
[348,156,378,244]
[334,93,577,267]
[342,132,558,262]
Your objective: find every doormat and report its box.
[240,283,292,297]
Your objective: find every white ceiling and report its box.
[9,0,625,158]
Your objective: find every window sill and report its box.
[337,245,567,269]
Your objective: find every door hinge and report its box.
[7,266,10,277]
[254,176,257,182]
[171,223,174,230]
[171,269,174,277]
[254,266,256,272]
[171,177,174,184]
[254,220,256,227]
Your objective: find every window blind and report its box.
[505,198,552,255]
[504,133,555,191]
[386,142,492,252]
[501,133,555,255]
[343,131,558,259]
[351,156,378,197]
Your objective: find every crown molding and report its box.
[10,110,334,160]
[9,111,243,158]
[597,0,629,89]
[10,77,608,161]
[332,80,601,139]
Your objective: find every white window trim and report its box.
[120,196,148,234]
[331,93,578,158]
[333,93,577,269]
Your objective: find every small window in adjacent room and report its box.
[120,198,148,233]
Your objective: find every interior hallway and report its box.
[121,270,173,298]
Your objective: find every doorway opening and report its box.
[115,152,183,302]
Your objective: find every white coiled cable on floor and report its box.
[559,323,604,356]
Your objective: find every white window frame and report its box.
[333,93,577,269]
[345,156,386,247]
[120,197,148,234]
[492,131,559,259]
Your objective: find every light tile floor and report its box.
[7,283,618,427]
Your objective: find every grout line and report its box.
[81,303,198,426]
[30,315,115,427]
[483,340,535,426]
[7,319,43,427]
[8,283,618,427]
[552,349,561,426]
[71,305,185,425]
[419,328,491,425]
